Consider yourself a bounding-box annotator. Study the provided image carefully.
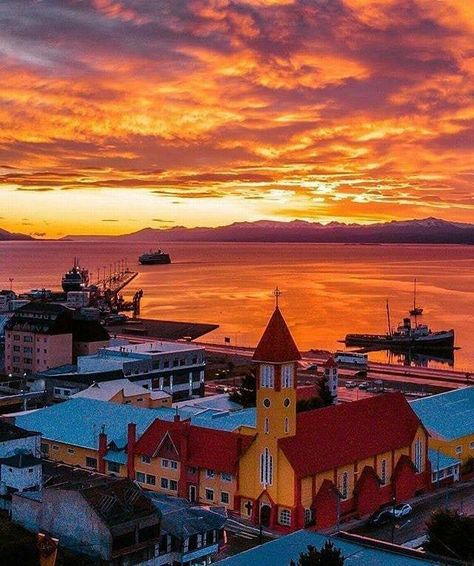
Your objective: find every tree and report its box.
[290,541,345,565]
[228,372,256,407]
[318,376,335,407]
[424,509,474,562]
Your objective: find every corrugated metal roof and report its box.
[428,449,461,472]
[216,530,439,565]
[410,387,474,441]
[14,398,161,450]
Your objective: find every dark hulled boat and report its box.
[138,249,171,265]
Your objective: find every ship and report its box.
[61,258,90,292]
[409,278,423,316]
[138,249,171,265]
[344,301,454,351]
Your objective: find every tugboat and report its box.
[345,300,454,351]
[409,278,423,317]
[61,258,90,292]
[138,249,171,265]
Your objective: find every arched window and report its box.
[260,365,275,388]
[381,459,387,484]
[414,438,424,472]
[341,471,349,499]
[304,508,313,526]
[264,417,270,434]
[282,364,293,388]
[260,448,273,486]
[284,417,289,434]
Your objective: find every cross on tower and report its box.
[273,287,282,308]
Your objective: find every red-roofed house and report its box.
[237,306,430,531]
[133,415,255,509]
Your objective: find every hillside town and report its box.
[0,286,473,566]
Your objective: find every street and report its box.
[351,480,474,546]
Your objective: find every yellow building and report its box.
[411,387,474,479]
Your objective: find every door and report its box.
[260,504,271,527]
[189,485,197,503]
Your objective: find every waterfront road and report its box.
[350,480,474,547]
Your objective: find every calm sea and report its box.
[2,241,474,370]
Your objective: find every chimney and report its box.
[127,422,137,480]
[98,428,107,474]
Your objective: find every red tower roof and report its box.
[252,307,301,363]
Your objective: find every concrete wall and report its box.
[12,493,42,532]
[0,435,40,459]
[1,463,42,492]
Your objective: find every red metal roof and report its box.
[279,393,423,478]
[252,307,301,363]
[134,418,255,474]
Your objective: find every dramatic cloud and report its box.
[0,0,473,234]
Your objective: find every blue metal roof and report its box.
[428,449,461,472]
[410,387,474,441]
[104,449,128,464]
[216,531,439,566]
[15,398,161,450]
[13,398,256,451]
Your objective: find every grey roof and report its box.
[145,492,226,539]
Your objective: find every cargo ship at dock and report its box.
[345,301,455,351]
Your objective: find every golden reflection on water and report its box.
[3,241,474,369]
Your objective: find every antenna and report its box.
[386,299,392,336]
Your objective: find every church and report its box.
[235,304,431,531]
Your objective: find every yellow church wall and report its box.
[301,477,313,508]
[273,451,295,507]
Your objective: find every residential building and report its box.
[0,420,42,500]
[78,341,206,400]
[146,492,226,565]
[12,477,161,565]
[72,378,172,408]
[428,449,461,486]
[0,290,16,312]
[215,530,442,566]
[411,387,474,475]
[4,302,109,376]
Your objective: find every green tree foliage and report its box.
[424,509,474,561]
[290,541,345,565]
[229,372,256,407]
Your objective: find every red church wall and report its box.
[354,466,382,516]
[393,455,418,502]
[314,480,338,530]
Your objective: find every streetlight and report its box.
[9,278,14,291]
[390,495,396,544]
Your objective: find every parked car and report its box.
[344,380,357,389]
[306,364,318,371]
[368,509,394,526]
[358,381,370,390]
[391,503,413,519]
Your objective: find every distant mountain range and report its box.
[0,227,33,241]
[62,217,474,244]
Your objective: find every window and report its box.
[455,445,463,455]
[13,346,20,352]
[67,447,75,454]
[86,457,97,469]
[279,509,291,526]
[282,364,293,388]
[260,448,273,486]
[108,462,121,473]
[205,488,214,501]
[173,359,179,367]
[160,477,169,489]
[304,509,313,526]
[192,357,197,364]
[221,492,230,504]
[341,471,349,499]
[41,443,49,456]
[380,459,387,484]
[206,469,215,479]
[136,472,145,483]
[415,438,424,472]
[260,365,274,388]
[169,480,178,491]
[142,455,151,464]
[284,417,289,434]
[170,460,178,470]
[54,388,61,395]
[470,441,474,450]
[264,418,269,434]
[13,335,20,341]
[23,347,32,354]
[23,336,33,343]
[221,472,232,482]
[163,360,170,368]
[146,474,156,485]
[52,445,59,451]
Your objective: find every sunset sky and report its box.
[1,0,474,237]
